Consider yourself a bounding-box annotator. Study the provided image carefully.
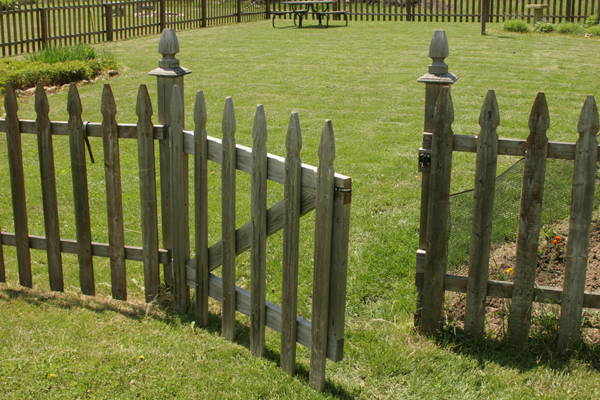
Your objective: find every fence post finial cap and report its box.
[158,28,180,69]
[429,30,449,75]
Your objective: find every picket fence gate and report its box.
[0,29,351,392]
[415,31,600,349]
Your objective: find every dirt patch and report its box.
[445,217,600,344]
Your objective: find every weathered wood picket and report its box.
[0,29,351,391]
[415,30,600,349]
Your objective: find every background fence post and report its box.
[104,4,114,42]
[39,7,48,49]
[266,0,271,19]
[414,30,457,328]
[202,0,207,27]
[160,0,166,32]
[149,29,192,288]
[237,0,242,22]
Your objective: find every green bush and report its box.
[533,21,555,33]
[0,58,115,93]
[556,22,585,35]
[27,43,99,63]
[503,19,530,33]
[586,25,600,36]
[585,15,599,27]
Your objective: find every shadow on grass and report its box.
[433,324,600,374]
[0,284,355,398]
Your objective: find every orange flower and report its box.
[555,235,561,241]
[552,239,558,245]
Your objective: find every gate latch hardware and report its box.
[418,148,431,172]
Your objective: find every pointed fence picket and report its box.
[0,81,351,391]
[416,87,600,349]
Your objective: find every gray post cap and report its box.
[417,30,458,85]
[149,28,192,77]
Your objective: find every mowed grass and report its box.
[1,20,600,399]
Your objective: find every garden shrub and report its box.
[503,19,530,33]
[585,15,599,27]
[0,58,115,93]
[534,21,555,33]
[556,22,585,35]
[586,25,600,36]
[27,43,101,63]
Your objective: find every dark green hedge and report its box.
[0,58,115,93]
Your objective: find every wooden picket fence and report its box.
[415,85,600,349]
[0,79,351,390]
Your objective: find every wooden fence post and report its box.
[464,90,499,337]
[281,112,302,374]
[202,0,207,27]
[35,83,63,292]
[420,86,455,335]
[149,29,191,288]
[160,0,166,32]
[170,84,189,313]
[101,84,127,301]
[266,0,271,19]
[221,97,237,341]
[309,120,336,391]
[39,7,48,49]
[237,0,242,22]
[67,84,95,296]
[136,84,161,303]
[104,4,114,42]
[194,90,209,326]
[5,82,32,288]
[508,93,550,347]
[415,30,457,327]
[480,0,490,34]
[558,96,599,349]
[250,105,268,357]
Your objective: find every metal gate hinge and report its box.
[418,148,431,172]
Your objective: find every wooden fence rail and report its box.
[0,30,351,389]
[415,31,600,349]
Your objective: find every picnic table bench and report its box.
[274,1,348,28]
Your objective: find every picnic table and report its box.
[272,1,348,28]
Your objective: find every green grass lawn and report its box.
[1,20,600,399]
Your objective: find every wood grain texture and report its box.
[414,268,600,311]
[1,233,169,264]
[281,112,302,375]
[35,83,63,292]
[68,84,94,296]
[558,95,599,349]
[464,90,499,337]
[170,85,188,313]
[221,97,237,342]
[509,93,550,347]
[421,133,596,162]
[178,130,351,204]
[420,86,454,335]
[250,104,268,357]
[5,82,32,287]
[194,90,209,326]
[136,84,160,303]
[0,119,165,140]
[309,120,336,392]
[102,84,126,300]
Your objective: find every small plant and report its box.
[534,21,556,33]
[503,19,530,33]
[585,15,599,27]
[27,43,100,64]
[556,22,585,35]
[586,25,600,36]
